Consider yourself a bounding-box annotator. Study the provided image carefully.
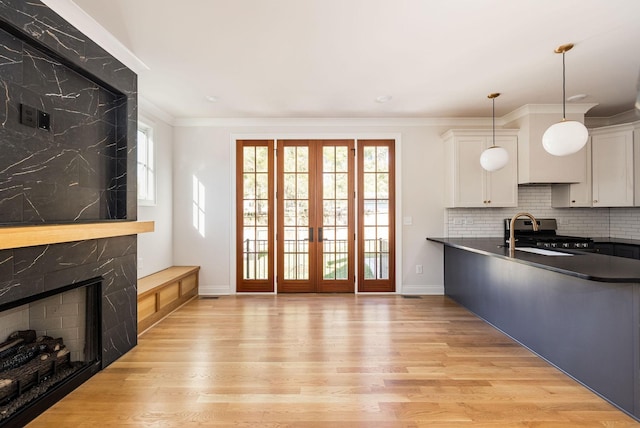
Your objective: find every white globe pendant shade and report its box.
[542,119,589,156]
[480,145,509,171]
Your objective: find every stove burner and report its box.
[504,218,594,250]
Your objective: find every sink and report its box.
[516,247,574,256]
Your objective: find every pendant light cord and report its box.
[492,96,496,147]
[562,51,566,120]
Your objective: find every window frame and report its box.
[137,122,156,206]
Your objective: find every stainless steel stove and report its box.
[504,218,594,250]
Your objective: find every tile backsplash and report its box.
[445,185,639,239]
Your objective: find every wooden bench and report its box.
[137,266,200,334]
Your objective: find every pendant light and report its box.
[542,43,588,156]
[480,93,509,171]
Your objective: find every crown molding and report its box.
[586,109,640,128]
[139,96,176,126]
[41,0,149,74]
[172,116,493,128]
[500,103,599,124]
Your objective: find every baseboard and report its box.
[198,284,444,296]
[399,284,444,295]
[199,284,232,295]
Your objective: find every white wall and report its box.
[136,105,174,278]
[171,119,470,295]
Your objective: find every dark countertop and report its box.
[592,237,640,246]
[427,237,640,283]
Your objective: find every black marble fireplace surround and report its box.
[0,1,139,425]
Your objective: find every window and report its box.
[137,124,155,205]
[192,175,206,237]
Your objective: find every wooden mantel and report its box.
[0,221,154,250]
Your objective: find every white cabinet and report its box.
[551,137,592,207]
[443,129,518,208]
[591,124,634,207]
[635,126,640,206]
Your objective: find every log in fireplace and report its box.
[0,278,102,427]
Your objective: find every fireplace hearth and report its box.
[0,278,102,427]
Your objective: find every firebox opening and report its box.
[0,277,102,426]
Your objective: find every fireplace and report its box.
[0,0,142,424]
[0,277,102,427]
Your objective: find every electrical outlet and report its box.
[415,264,423,274]
[138,257,143,270]
[20,104,37,128]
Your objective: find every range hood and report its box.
[502,104,597,184]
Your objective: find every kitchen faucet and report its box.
[509,212,539,257]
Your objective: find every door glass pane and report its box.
[363,200,376,225]
[335,173,348,199]
[255,147,268,172]
[363,173,376,199]
[361,145,391,281]
[335,200,348,226]
[321,144,350,282]
[323,173,335,199]
[243,146,256,172]
[241,144,270,281]
[297,200,309,226]
[282,145,310,281]
[256,173,268,199]
[377,147,389,172]
[376,173,389,199]
[363,147,376,172]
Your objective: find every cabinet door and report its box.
[453,136,486,207]
[551,138,592,207]
[593,243,614,255]
[485,135,518,207]
[613,244,640,260]
[592,130,634,207]
[444,130,519,208]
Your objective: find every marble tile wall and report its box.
[0,0,139,368]
[0,27,122,223]
[0,235,137,367]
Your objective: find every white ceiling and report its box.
[53,0,640,120]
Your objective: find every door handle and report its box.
[309,227,314,242]
[318,227,323,242]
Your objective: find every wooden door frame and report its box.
[314,140,355,293]
[235,140,275,292]
[276,139,355,293]
[357,139,396,292]
[276,140,319,293]
[232,135,400,295]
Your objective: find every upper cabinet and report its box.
[551,137,592,208]
[443,129,518,208]
[553,121,640,208]
[591,124,635,207]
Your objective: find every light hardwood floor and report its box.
[29,295,639,427]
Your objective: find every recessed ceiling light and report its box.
[205,95,219,103]
[375,95,392,103]
[566,94,588,102]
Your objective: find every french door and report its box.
[277,140,354,292]
[236,139,395,293]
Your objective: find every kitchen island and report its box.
[428,237,640,421]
